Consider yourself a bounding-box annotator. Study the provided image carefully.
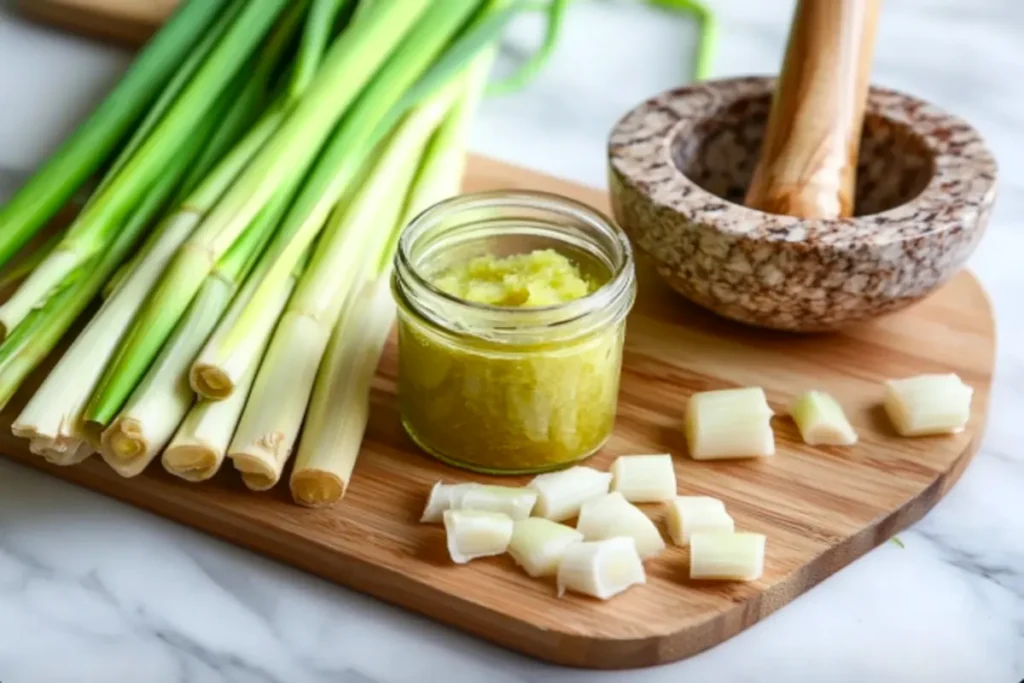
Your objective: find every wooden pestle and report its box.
[744,0,881,218]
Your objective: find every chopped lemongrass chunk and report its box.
[443,510,514,564]
[420,482,477,523]
[460,485,538,520]
[689,532,766,581]
[610,453,676,503]
[508,517,583,578]
[575,492,665,559]
[556,537,646,600]
[883,374,973,437]
[685,387,775,459]
[790,391,858,446]
[528,466,613,522]
[666,496,733,546]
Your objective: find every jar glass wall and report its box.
[392,191,636,474]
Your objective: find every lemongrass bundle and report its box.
[81,0,433,428]
[0,0,234,269]
[0,0,293,339]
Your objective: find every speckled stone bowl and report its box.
[608,76,998,332]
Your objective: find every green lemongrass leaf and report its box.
[487,0,567,96]
[211,1,484,361]
[0,0,234,269]
[0,134,202,410]
[290,0,356,98]
[648,0,717,81]
[890,536,905,549]
[96,0,247,194]
[0,0,292,339]
[378,0,524,142]
[0,231,63,294]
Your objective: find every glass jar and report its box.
[392,191,637,475]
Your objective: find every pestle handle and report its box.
[744,0,881,219]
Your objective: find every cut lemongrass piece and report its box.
[443,510,514,565]
[790,391,858,446]
[420,482,478,523]
[883,374,974,437]
[666,496,733,546]
[575,492,665,559]
[556,537,646,600]
[610,454,676,503]
[689,532,766,581]
[42,443,94,467]
[459,486,537,520]
[508,518,583,578]
[685,387,775,459]
[528,466,613,522]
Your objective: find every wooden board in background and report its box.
[6,0,998,670]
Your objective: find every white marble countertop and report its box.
[1,1,1022,681]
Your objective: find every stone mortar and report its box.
[607,76,998,332]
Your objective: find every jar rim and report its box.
[393,190,636,341]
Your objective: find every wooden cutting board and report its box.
[6,0,997,670]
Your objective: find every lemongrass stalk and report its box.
[227,84,462,490]
[0,183,165,411]
[0,0,292,338]
[289,275,395,505]
[40,442,94,468]
[288,57,492,505]
[96,1,247,194]
[100,4,307,303]
[81,104,287,429]
[162,278,295,482]
[0,116,210,413]
[85,0,432,425]
[289,0,354,98]
[97,184,295,478]
[197,2,484,390]
[99,274,233,477]
[0,0,234,268]
[15,97,280,451]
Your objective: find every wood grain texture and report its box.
[17,0,177,45]
[744,0,881,218]
[0,155,995,669]
[8,0,996,669]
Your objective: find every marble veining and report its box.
[0,0,1023,681]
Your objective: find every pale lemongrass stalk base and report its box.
[12,212,202,449]
[100,275,234,478]
[162,371,253,482]
[46,443,94,467]
[290,277,396,506]
[229,310,332,491]
[166,272,295,481]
